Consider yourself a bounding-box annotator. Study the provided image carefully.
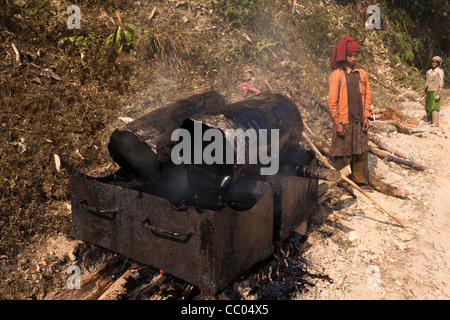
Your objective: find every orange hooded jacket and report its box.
[328,66,371,126]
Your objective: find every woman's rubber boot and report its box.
[431,110,439,127]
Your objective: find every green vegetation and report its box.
[106,13,139,54]
[64,32,107,70]
[379,0,449,72]
[209,0,268,25]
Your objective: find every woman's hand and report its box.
[362,117,370,131]
[336,124,345,136]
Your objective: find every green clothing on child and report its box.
[425,91,441,116]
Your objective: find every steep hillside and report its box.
[0,0,447,299]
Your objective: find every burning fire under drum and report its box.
[70,91,320,293]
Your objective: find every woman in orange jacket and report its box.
[328,36,372,186]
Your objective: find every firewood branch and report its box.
[369,145,425,171]
[382,120,425,134]
[368,133,409,159]
[303,132,407,228]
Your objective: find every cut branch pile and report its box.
[368,133,408,159]
[369,106,423,134]
[302,133,407,228]
[302,128,415,198]
[295,97,425,228]
[369,145,425,171]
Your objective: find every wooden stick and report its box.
[369,173,407,198]
[286,164,341,181]
[338,182,357,198]
[340,172,406,228]
[318,165,351,196]
[98,264,142,300]
[384,120,425,134]
[369,121,397,133]
[369,145,425,171]
[126,272,166,300]
[49,256,128,300]
[11,43,21,65]
[368,133,409,159]
[303,133,407,228]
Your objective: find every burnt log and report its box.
[369,146,425,171]
[108,91,227,179]
[98,264,143,300]
[285,164,341,181]
[49,256,128,300]
[369,173,407,198]
[126,271,167,300]
[177,94,303,191]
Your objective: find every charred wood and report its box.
[338,181,357,198]
[369,133,409,159]
[126,272,167,300]
[98,264,143,300]
[317,165,351,196]
[284,164,340,181]
[50,256,128,300]
[369,146,425,171]
[369,173,407,198]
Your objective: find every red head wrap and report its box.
[330,35,360,69]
